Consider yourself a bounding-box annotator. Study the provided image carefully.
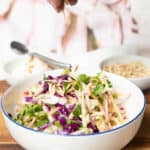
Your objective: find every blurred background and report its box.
[0,0,150,81]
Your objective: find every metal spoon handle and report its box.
[31,52,71,69]
[11,41,29,54]
[10,41,71,69]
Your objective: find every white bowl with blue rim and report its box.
[1,69,146,150]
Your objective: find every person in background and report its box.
[0,0,140,60]
[48,0,78,12]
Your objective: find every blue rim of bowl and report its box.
[1,84,146,137]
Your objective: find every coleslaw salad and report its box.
[12,68,127,135]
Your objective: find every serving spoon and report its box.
[10,41,71,69]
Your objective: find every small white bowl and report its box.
[100,55,150,90]
[1,69,146,150]
[2,55,49,84]
[1,53,65,84]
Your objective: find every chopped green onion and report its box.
[63,68,70,75]
[73,104,81,117]
[55,121,62,128]
[112,93,118,99]
[63,82,72,93]
[74,82,83,91]
[43,73,47,80]
[76,74,90,84]
[36,119,49,128]
[107,80,112,88]
[98,96,104,104]
[92,84,105,96]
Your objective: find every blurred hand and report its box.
[48,0,77,12]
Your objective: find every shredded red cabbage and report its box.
[67,93,78,100]
[57,75,69,81]
[25,96,37,103]
[38,80,42,85]
[58,116,67,127]
[55,92,63,98]
[8,113,12,118]
[57,104,70,116]
[39,123,51,131]
[87,122,98,133]
[52,112,60,120]
[64,123,79,133]
[42,83,49,93]
[48,75,55,80]
[68,104,76,113]
[44,104,51,112]
[57,130,69,135]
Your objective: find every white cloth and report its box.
[0,0,150,75]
